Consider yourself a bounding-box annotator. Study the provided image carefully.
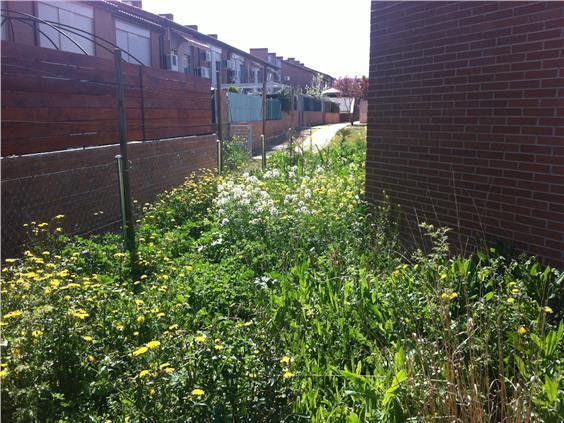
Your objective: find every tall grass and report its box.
[1,127,562,421]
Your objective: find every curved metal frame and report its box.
[1,9,144,66]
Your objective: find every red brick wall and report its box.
[1,134,217,256]
[325,112,340,124]
[281,61,315,86]
[367,1,564,266]
[304,111,324,126]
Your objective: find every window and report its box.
[183,54,192,74]
[116,20,151,66]
[37,1,94,55]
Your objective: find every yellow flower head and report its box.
[449,292,458,300]
[543,306,553,314]
[283,370,294,379]
[137,315,145,324]
[32,330,43,337]
[191,388,205,396]
[194,335,206,343]
[135,299,144,306]
[88,355,96,362]
[164,367,175,374]
[280,356,291,364]
[214,344,224,350]
[517,326,527,335]
[511,288,519,294]
[68,309,89,320]
[3,311,23,319]
[507,298,515,304]
[159,362,171,370]
[146,340,160,349]
[132,346,149,357]
[82,336,93,342]
[138,369,150,378]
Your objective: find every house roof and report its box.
[98,1,276,68]
[282,59,334,81]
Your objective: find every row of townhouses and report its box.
[1,0,334,92]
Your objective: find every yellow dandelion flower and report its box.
[132,346,149,357]
[149,388,156,397]
[511,288,519,294]
[164,367,174,374]
[55,214,65,219]
[116,323,124,331]
[283,370,294,378]
[159,362,171,370]
[138,369,150,378]
[214,344,224,350]
[82,336,93,342]
[194,335,206,343]
[135,299,144,306]
[3,311,23,319]
[137,315,145,324]
[449,292,458,300]
[440,293,449,300]
[68,309,89,320]
[280,355,290,364]
[507,298,515,304]
[133,331,139,336]
[156,312,165,318]
[543,306,553,313]
[517,326,527,335]
[4,258,16,263]
[0,369,8,378]
[88,355,96,362]
[0,363,7,368]
[32,330,43,337]
[146,340,160,349]
[191,388,205,396]
[168,324,179,330]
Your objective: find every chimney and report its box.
[158,13,174,21]
[185,25,198,31]
[207,34,218,39]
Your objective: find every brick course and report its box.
[1,134,217,256]
[367,1,564,266]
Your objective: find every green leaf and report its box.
[484,292,494,301]
[514,355,527,379]
[543,376,558,403]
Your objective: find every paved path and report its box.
[252,123,351,161]
[296,122,351,151]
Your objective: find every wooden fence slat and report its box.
[1,41,213,155]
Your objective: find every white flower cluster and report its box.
[288,165,297,178]
[215,176,278,224]
[263,169,280,179]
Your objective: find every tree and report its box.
[305,73,327,98]
[333,76,368,123]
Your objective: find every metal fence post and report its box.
[217,138,223,175]
[114,49,137,274]
[115,154,128,234]
[261,134,266,170]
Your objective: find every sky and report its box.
[142,0,370,79]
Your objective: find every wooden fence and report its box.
[1,41,212,156]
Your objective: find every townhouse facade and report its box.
[0,0,276,88]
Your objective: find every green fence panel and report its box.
[228,92,263,122]
[266,98,282,120]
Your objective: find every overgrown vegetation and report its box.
[2,128,562,421]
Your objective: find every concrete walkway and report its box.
[252,123,350,161]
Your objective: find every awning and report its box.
[172,29,210,50]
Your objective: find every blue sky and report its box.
[142,0,370,79]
